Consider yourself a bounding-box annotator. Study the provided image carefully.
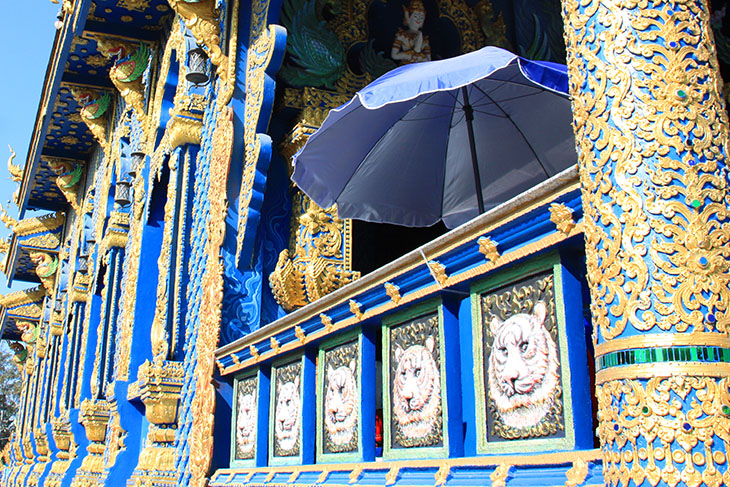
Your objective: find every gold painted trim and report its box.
[219,220,583,375]
[217,168,580,364]
[596,363,730,384]
[212,449,600,477]
[595,333,730,357]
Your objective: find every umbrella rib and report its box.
[472,84,551,178]
[441,87,459,219]
[335,91,447,198]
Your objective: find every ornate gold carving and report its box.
[51,418,72,454]
[46,157,84,212]
[428,260,448,286]
[237,0,281,258]
[385,465,401,486]
[478,236,500,262]
[549,203,575,235]
[79,399,111,443]
[385,282,401,304]
[29,252,58,294]
[349,299,363,320]
[100,211,130,255]
[562,0,730,338]
[317,469,330,483]
[349,466,363,484]
[564,459,589,487]
[490,464,512,487]
[70,274,90,303]
[7,145,22,183]
[270,249,307,310]
[295,326,306,343]
[2,209,64,236]
[320,313,334,332]
[135,444,176,471]
[598,377,728,487]
[94,36,150,121]
[167,0,228,84]
[130,360,184,425]
[270,336,280,354]
[0,287,45,314]
[288,469,300,483]
[269,196,359,311]
[70,88,111,152]
[150,150,181,365]
[434,464,451,486]
[249,344,259,360]
[188,106,233,486]
[167,114,203,149]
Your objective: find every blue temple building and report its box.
[1,0,730,487]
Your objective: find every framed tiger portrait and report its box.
[269,356,305,465]
[316,329,370,463]
[230,370,262,467]
[382,300,449,459]
[471,253,581,454]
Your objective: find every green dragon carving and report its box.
[279,0,346,89]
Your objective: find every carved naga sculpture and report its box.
[30,251,59,294]
[71,88,111,148]
[7,145,22,205]
[48,158,83,212]
[96,37,150,121]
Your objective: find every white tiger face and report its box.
[236,391,256,455]
[488,301,560,428]
[392,335,441,439]
[324,361,357,446]
[275,376,300,452]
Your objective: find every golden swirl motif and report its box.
[598,376,730,487]
[562,0,730,340]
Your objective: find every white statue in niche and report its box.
[391,0,432,64]
[392,335,441,439]
[488,301,560,429]
[236,387,256,456]
[324,360,358,447]
[275,376,301,452]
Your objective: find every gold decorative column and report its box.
[561,0,730,486]
[271,88,361,311]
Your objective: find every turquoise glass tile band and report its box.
[598,346,730,370]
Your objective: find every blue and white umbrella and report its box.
[291,46,576,229]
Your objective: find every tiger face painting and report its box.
[236,389,256,457]
[324,361,358,449]
[488,301,560,429]
[275,376,300,453]
[392,335,441,441]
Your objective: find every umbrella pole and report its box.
[461,86,485,215]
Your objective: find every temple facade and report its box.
[1,1,730,487]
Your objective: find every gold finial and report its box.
[7,145,21,183]
[295,326,306,343]
[349,300,363,320]
[0,204,17,230]
[478,236,500,263]
[270,337,281,354]
[385,282,401,304]
[549,203,576,235]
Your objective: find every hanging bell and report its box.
[115,180,133,208]
[129,151,145,179]
[186,46,209,86]
[78,253,89,275]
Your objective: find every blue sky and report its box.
[0,3,64,296]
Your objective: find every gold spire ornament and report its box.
[7,145,22,182]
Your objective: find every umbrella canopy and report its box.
[291,46,576,229]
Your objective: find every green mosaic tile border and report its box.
[598,346,730,370]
